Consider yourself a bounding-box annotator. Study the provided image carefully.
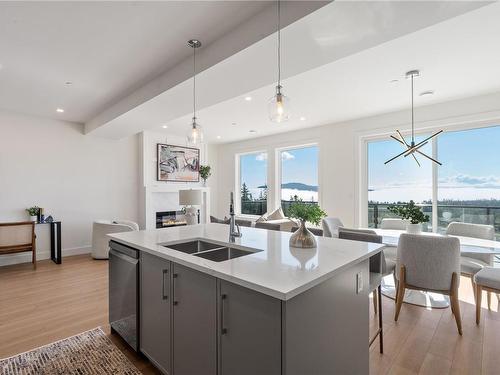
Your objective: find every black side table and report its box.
[36,221,62,264]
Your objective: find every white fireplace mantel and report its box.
[141,185,210,230]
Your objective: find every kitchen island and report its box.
[108,223,384,375]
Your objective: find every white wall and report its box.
[0,110,139,265]
[214,92,500,226]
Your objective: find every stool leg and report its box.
[487,291,491,311]
[476,284,483,325]
[373,290,378,315]
[378,285,384,354]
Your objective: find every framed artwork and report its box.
[157,144,200,182]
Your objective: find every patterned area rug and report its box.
[0,328,141,375]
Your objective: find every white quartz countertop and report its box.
[108,223,383,300]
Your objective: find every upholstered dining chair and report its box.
[395,234,462,334]
[0,221,36,268]
[338,227,388,353]
[380,218,409,230]
[446,222,495,308]
[321,217,344,238]
[474,267,500,324]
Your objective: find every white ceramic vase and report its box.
[29,215,37,222]
[406,223,422,234]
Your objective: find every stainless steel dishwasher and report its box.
[109,240,139,351]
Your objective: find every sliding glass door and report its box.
[366,124,500,239]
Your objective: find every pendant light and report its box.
[268,0,291,123]
[385,70,442,166]
[186,39,204,145]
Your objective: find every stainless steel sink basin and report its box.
[164,240,222,254]
[163,240,260,262]
[193,247,254,262]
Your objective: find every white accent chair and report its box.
[395,234,462,334]
[446,222,495,308]
[91,220,139,259]
[321,217,344,238]
[380,218,409,230]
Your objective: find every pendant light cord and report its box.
[277,0,281,88]
[193,45,196,121]
[411,73,414,144]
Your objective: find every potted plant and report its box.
[199,165,211,186]
[387,200,429,234]
[288,196,327,248]
[26,206,40,222]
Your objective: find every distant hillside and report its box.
[258,183,318,192]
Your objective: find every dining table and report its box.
[363,228,500,308]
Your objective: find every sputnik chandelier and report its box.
[385,70,442,166]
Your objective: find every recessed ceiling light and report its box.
[65,81,72,85]
[419,90,435,97]
[390,79,399,83]
[249,130,257,134]
[216,135,221,139]
[231,122,237,126]
[299,116,306,121]
[244,96,252,101]
[56,108,64,113]
[162,125,168,129]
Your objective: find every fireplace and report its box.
[156,211,187,229]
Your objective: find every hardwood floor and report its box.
[0,255,159,374]
[1,254,499,374]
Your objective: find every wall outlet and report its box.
[356,272,363,294]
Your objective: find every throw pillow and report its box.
[267,207,285,220]
[255,213,268,223]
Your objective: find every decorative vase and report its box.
[29,215,37,222]
[289,220,317,248]
[406,223,422,234]
[202,179,207,187]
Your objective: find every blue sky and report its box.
[368,125,500,203]
[240,146,319,192]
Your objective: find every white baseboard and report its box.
[0,245,92,267]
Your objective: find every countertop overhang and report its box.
[108,223,384,300]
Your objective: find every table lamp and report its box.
[179,189,202,225]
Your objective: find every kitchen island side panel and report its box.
[284,259,370,375]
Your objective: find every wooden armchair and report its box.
[0,222,36,268]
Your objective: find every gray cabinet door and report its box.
[173,263,217,375]
[140,252,171,374]
[219,280,282,375]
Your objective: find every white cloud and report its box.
[255,153,267,161]
[439,174,500,189]
[281,151,295,161]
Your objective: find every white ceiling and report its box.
[92,0,492,140]
[164,0,500,144]
[0,1,272,122]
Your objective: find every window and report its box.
[366,124,500,238]
[239,152,267,215]
[279,145,319,216]
[437,126,500,236]
[367,135,433,230]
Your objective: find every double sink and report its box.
[163,240,261,262]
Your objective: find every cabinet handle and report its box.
[221,294,227,335]
[162,269,169,300]
[173,273,178,306]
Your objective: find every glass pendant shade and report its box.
[268,86,291,123]
[187,117,204,145]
